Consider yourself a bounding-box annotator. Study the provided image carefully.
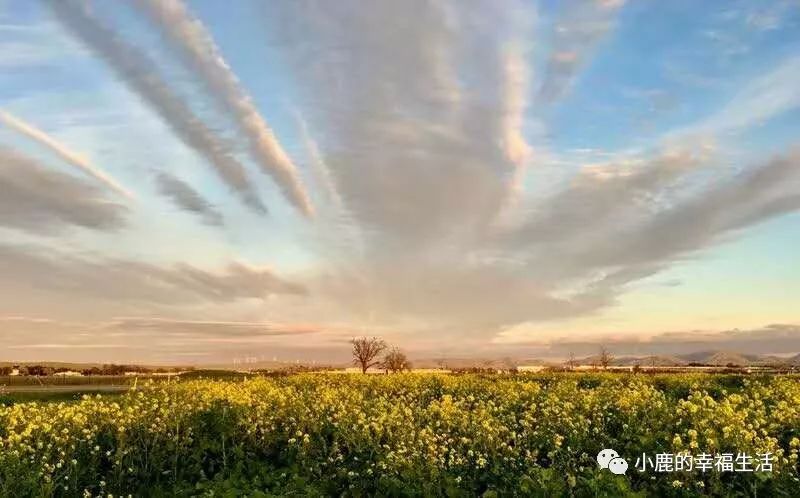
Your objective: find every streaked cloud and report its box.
[680,55,800,137]
[294,111,365,256]
[496,43,533,218]
[155,172,223,226]
[512,323,800,357]
[505,145,711,248]
[268,0,523,247]
[294,112,342,213]
[134,0,314,217]
[106,317,321,337]
[0,244,306,307]
[8,343,120,349]
[0,147,127,233]
[0,19,87,68]
[46,0,268,215]
[0,109,134,199]
[538,0,625,102]
[1,1,799,362]
[577,149,800,273]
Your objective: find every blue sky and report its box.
[0,0,799,364]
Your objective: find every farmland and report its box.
[1,373,799,497]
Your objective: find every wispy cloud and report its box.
[0,147,127,233]
[507,145,712,248]
[538,0,625,102]
[155,172,223,227]
[505,323,800,357]
[0,315,56,324]
[495,43,533,219]
[294,111,365,255]
[0,20,87,68]
[133,0,314,217]
[2,1,799,362]
[579,149,800,272]
[294,112,342,212]
[106,317,320,337]
[681,55,800,137]
[8,343,121,349]
[267,0,526,247]
[253,0,800,344]
[0,109,134,199]
[496,146,800,314]
[47,0,268,215]
[0,243,306,307]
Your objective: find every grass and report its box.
[0,375,135,386]
[0,390,123,405]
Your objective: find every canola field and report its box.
[1,373,799,497]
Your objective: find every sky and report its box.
[0,0,799,365]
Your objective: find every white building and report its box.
[53,370,83,377]
[517,365,546,373]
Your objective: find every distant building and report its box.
[10,365,20,376]
[517,365,546,373]
[53,370,83,377]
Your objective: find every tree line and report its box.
[0,364,185,376]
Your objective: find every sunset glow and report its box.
[1,0,799,364]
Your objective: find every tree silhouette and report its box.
[599,346,614,369]
[382,347,411,373]
[566,352,577,370]
[351,337,387,373]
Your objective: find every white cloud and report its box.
[537,0,626,102]
[0,147,128,234]
[134,0,314,217]
[1,109,134,199]
[48,0,269,215]
[0,20,87,68]
[155,172,223,226]
[694,56,800,135]
[2,0,800,361]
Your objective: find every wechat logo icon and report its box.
[597,449,628,475]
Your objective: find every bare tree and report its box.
[566,352,577,370]
[351,337,387,373]
[382,347,411,373]
[599,346,614,369]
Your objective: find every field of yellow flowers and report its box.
[1,373,799,497]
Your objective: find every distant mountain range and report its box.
[575,350,800,367]
[413,350,800,369]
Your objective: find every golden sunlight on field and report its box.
[1,373,799,496]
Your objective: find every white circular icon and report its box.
[596,448,620,469]
[608,456,628,475]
